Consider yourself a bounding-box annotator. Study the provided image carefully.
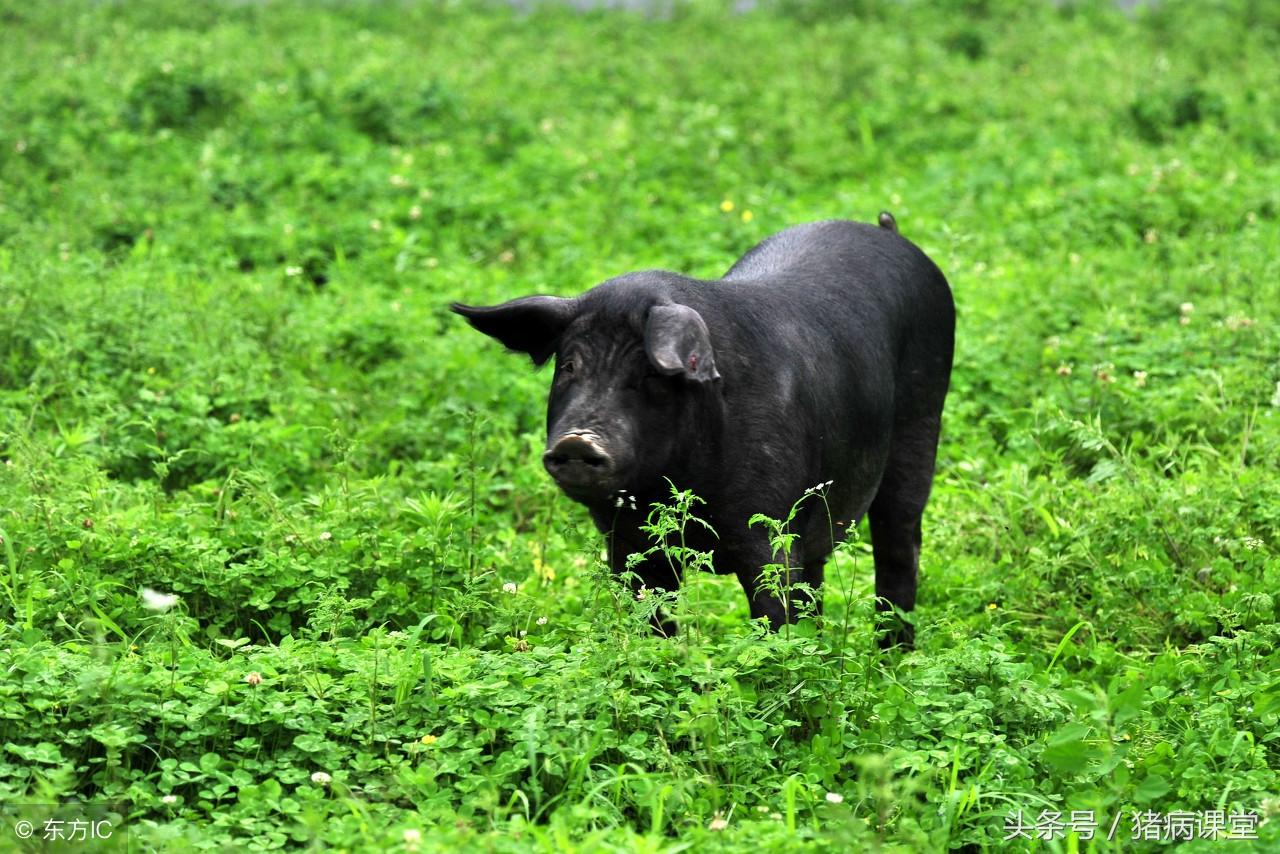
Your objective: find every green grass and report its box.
[1,0,1278,850]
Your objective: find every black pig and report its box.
[453,215,954,645]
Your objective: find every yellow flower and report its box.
[741,210,754,223]
[719,199,735,213]
[987,603,998,610]
[420,734,438,746]
[533,557,556,581]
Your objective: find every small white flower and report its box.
[285,266,302,277]
[825,792,844,804]
[708,813,729,831]
[141,588,180,612]
[161,794,177,805]
[536,616,548,626]
[403,828,422,846]
[319,531,332,541]
[1242,537,1263,551]
[311,771,332,786]
[1133,370,1148,387]
[502,582,518,595]
[1180,302,1195,315]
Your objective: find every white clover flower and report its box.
[502,582,518,595]
[141,588,180,612]
[285,266,302,277]
[536,616,548,626]
[708,814,729,831]
[1133,370,1148,387]
[311,771,332,786]
[403,828,422,846]
[161,794,177,805]
[319,531,332,542]
[825,792,844,804]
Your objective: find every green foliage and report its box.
[0,0,1278,850]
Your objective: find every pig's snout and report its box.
[543,432,616,491]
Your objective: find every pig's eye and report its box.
[642,365,672,393]
[561,359,575,375]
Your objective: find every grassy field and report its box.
[1,0,1278,850]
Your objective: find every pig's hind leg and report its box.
[867,414,943,649]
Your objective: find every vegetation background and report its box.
[0,0,1277,850]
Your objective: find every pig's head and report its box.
[452,285,720,505]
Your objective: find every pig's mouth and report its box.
[542,431,625,501]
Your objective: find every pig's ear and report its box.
[451,296,575,366]
[644,304,720,383]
